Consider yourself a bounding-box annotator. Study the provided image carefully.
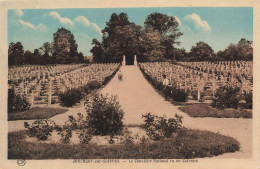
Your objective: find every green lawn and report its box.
[8,128,239,159]
[179,103,252,118]
[8,107,68,121]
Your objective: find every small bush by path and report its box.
[8,88,30,113]
[58,88,83,107]
[179,103,252,118]
[8,128,239,159]
[212,86,240,110]
[8,107,68,121]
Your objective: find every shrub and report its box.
[86,80,101,91]
[80,80,102,95]
[142,113,183,141]
[103,77,111,85]
[86,94,125,136]
[58,88,83,107]
[8,88,30,113]
[57,128,72,144]
[212,86,240,110]
[55,113,92,144]
[24,119,56,141]
[242,91,253,109]
[65,113,88,130]
[171,87,188,102]
[77,129,93,144]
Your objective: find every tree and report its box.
[78,52,84,63]
[24,50,34,64]
[237,38,253,60]
[144,12,181,36]
[144,12,183,59]
[8,42,24,65]
[91,13,170,63]
[91,39,105,63]
[39,42,53,56]
[52,28,78,63]
[139,27,165,62]
[92,13,141,63]
[33,49,42,64]
[174,48,188,61]
[217,38,253,61]
[103,13,131,36]
[190,42,214,61]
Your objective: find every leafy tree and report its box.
[24,50,34,64]
[91,12,176,63]
[39,42,53,56]
[53,28,78,63]
[174,48,188,61]
[78,52,84,63]
[139,27,165,62]
[33,49,42,64]
[92,13,142,63]
[237,38,253,60]
[144,12,181,36]
[91,39,105,63]
[8,42,24,65]
[102,13,131,36]
[144,12,183,59]
[190,42,214,61]
[217,38,253,61]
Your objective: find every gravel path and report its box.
[101,66,252,159]
[8,103,85,132]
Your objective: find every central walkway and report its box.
[101,66,252,159]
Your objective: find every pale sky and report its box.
[8,7,253,56]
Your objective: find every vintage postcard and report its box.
[0,0,260,169]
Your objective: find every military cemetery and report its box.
[7,8,253,159]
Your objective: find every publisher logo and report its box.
[17,159,26,166]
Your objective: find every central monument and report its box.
[134,55,137,66]
[122,55,137,66]
[122,55,126,66]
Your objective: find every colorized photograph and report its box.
[7,7,253,159]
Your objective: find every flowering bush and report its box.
[24,119,56,141]
[142,113,183,141]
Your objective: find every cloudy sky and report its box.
[8,7,253,56]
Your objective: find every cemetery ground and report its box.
[8,106,68,121]
[8,65,252,159]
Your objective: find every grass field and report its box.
[8,128,239,159]
[8,107,68,121]
[179,103,252,118]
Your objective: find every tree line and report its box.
[91,12,253,63]
[8,28,86,66]
[8,12,253,66]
